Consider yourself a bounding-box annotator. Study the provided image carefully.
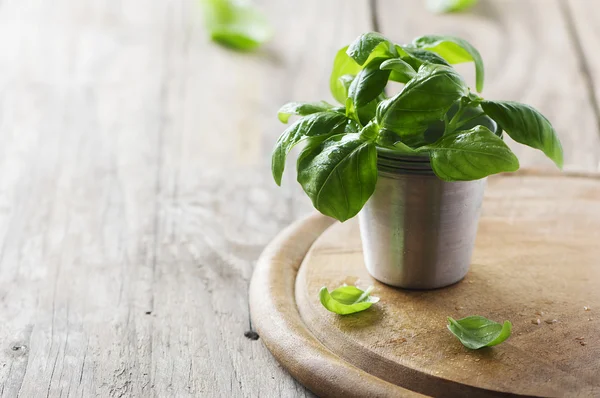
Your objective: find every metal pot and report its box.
[358,130,490,289]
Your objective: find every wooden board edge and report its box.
[249,213,423,398]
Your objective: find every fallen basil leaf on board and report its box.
[427,0,478,13]
[447,316,512,349]
[201,0,272,51]
[319,285,379,315]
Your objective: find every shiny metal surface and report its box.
[358,153,486,289]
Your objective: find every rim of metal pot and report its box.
[376,148,435,176]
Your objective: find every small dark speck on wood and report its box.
[145,311,152,315]
[244,331,259,340]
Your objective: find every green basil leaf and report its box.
[447,316,512,349]
[377,131,419,155]
[201,0,272,51]
[338,74,355,98]
[427,0,478,13]
[401,47,451,71]
[375,129,415,152]
[348,58,391,108]
[481,100,563,168]
[297,133,377,222]
[319,285,379,315]
[329,285,365,303]
[330,46,363,104]
[345,120,361,134]
[272,112,347,185]
[278,101,336,123]
[446,104,499,135]
[391,140,418,153]
[377,63,468,138]
[380,58,417,83]
[412,35,484,92]
[422,125,520,181]
[356,98,380,126]
[359,120,380,141]
[347,32,396,66]
[345,97,358,124]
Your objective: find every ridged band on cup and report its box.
[376,147,435,177]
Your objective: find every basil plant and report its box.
[272,33,563,222]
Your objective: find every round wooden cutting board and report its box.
[249,172,600,398]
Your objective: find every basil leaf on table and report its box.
[297,133,377,222]
[481,100,564,168]
[447,316,512,349]
[330,47,363,104]
[277,101,336,123]
[377,63,468,138]
[421,125,520,181]
[320,285,379,315]
[348,59,391,108]
[271,112,347,185]
[412,35,484,93]
[346,32,396,66]
[427,0,478,13]
[201,0,272,51]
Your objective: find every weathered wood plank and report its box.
[0,1,171,397]
[0,0,372,397]
[377,0,600,172]
[565,0,600,165]
[150,1,373,396]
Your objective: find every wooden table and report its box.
[0,0,598,396]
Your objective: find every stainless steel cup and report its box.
[358,148,486,289]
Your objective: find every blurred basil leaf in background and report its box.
[201,0,272,51]
[427,0,478,13]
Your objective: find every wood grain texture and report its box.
[376,0,600,172]
[0,2,171,397]
[0,0,372,397]
[294,173,600,397]
[565,0,600,143]
[0,0,599,396]
[150,1,373,396]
